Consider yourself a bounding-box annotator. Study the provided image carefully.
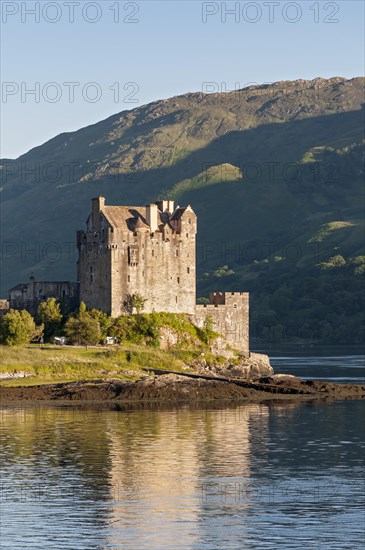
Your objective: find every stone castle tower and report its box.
[77,197,249,354]
[77,197,197,317]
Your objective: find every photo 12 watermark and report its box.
[1,81,140,104]
[198,238,342,265]
[199,160,341,186]
[201,2,340,24]
[201,480,342,504]
[200,78,326,103]
[0,160,140,185]
[1,1,140,24]
[1,481,140,502]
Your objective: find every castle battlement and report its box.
[209,291,249,306]
[194,292,249,354]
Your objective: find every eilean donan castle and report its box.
[77,197,249,354]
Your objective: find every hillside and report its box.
[1,76,364,343]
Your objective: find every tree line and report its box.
[0,294,216,348]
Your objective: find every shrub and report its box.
[200,315,217,345]
[0,309,43,346]
[124,293,147,314]
[64,303,102,346]
[37,298,62,340]
[319,255,346,270]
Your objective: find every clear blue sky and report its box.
[1,0,364,158]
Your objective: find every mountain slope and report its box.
[1,77,364,342]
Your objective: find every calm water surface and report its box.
[1,353,364,549]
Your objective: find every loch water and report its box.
[1,351,364,549]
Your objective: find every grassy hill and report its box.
[1,76,364,343]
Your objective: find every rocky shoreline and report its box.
[1,373,364,404]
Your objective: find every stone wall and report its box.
[9,278,79,314]
[109,222,196,316]
[193,292,249,355]
[77,229,112,314]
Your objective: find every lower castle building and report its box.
[77,197,249,354]
[8,275,79,315]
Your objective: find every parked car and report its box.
[105,336,118,345]
[54,336,67,346]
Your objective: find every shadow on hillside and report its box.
[1,107,364,294]
[101,107,364,204]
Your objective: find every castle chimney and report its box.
[155,200,175,214]
[91,197,105,228]
[156,200,167,212]
[146,204,158,232]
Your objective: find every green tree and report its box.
[64,305,101,346]
[79,302,87,314]
[136,313,160,347]
[109,313,160,346]
[124,293,147,315]
[0,309,43,346]
[319,255,346,270]
[213,265,235,278]
[201,315,216,345]
[37,298,62,340]
[110,315,138,343]
[88,309,112,339]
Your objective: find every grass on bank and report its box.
[0,343,221,387]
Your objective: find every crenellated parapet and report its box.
[193,292,249,355]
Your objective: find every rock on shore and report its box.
[187,352,274,380]
[1,374,364,403]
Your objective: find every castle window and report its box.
[128,275,130,282]
[176,296,178,303]
[188,218,191,224]
[186,233,189,238]
[128,245,139,267]
[187,267,190,274]
[175,250,179,257]
[152,250,155,257]
[234,304,237,309]
[177,277,180,284]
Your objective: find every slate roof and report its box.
[102,206,167,232]
[170,207,187,220]
[102,206,147,230]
